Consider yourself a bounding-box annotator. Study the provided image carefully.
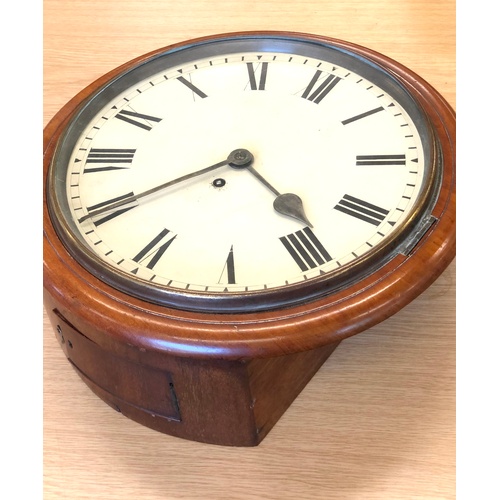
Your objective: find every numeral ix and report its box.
[84,148,136,173]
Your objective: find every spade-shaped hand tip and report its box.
[273,193,313,227]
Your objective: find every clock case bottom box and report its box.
[45,293,340,447]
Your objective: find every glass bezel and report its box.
[47,33,441,313]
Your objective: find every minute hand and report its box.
[79,154,234,223]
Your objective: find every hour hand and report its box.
[230,150,313,227]
[273,192,313,228]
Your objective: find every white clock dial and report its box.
[49,38,437,312]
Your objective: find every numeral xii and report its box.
[247,61,268,90]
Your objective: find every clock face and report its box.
[48,34,439,312]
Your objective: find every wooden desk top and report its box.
[43,1,455,498]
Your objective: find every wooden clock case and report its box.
[43,32,455,447]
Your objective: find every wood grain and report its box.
[43,0,455,498]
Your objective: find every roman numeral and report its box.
[115,109,162,130]
[246,61,268,90]
[356,154,406,166]
[84,148,136,173]
[302,70,341,103]
[341,106,384,125]
[280,227,332,272]
[177,74,208,99]
[132,228,176,270]
[219,245,236,285]
[85,192,138,226]
[334,194,389,226]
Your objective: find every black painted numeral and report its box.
[280,227,332,272]
[115,109,162,130]
[356,154,406,166]
[334,194,389,226]
[341,106,384,125]
[302,70,341,104]
[84,148,136,173]
[246,61,268,90]
[132,228,176,270]
[177,74,208,99]
[219,245,236,285]
[85,192,138,226]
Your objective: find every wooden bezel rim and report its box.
[43,31,455,360]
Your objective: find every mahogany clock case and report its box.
[43,32,455,446]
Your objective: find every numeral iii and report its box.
[356,154,406,166]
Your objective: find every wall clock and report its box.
[43,31,455,446]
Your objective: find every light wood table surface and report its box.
[43,1,455,498]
